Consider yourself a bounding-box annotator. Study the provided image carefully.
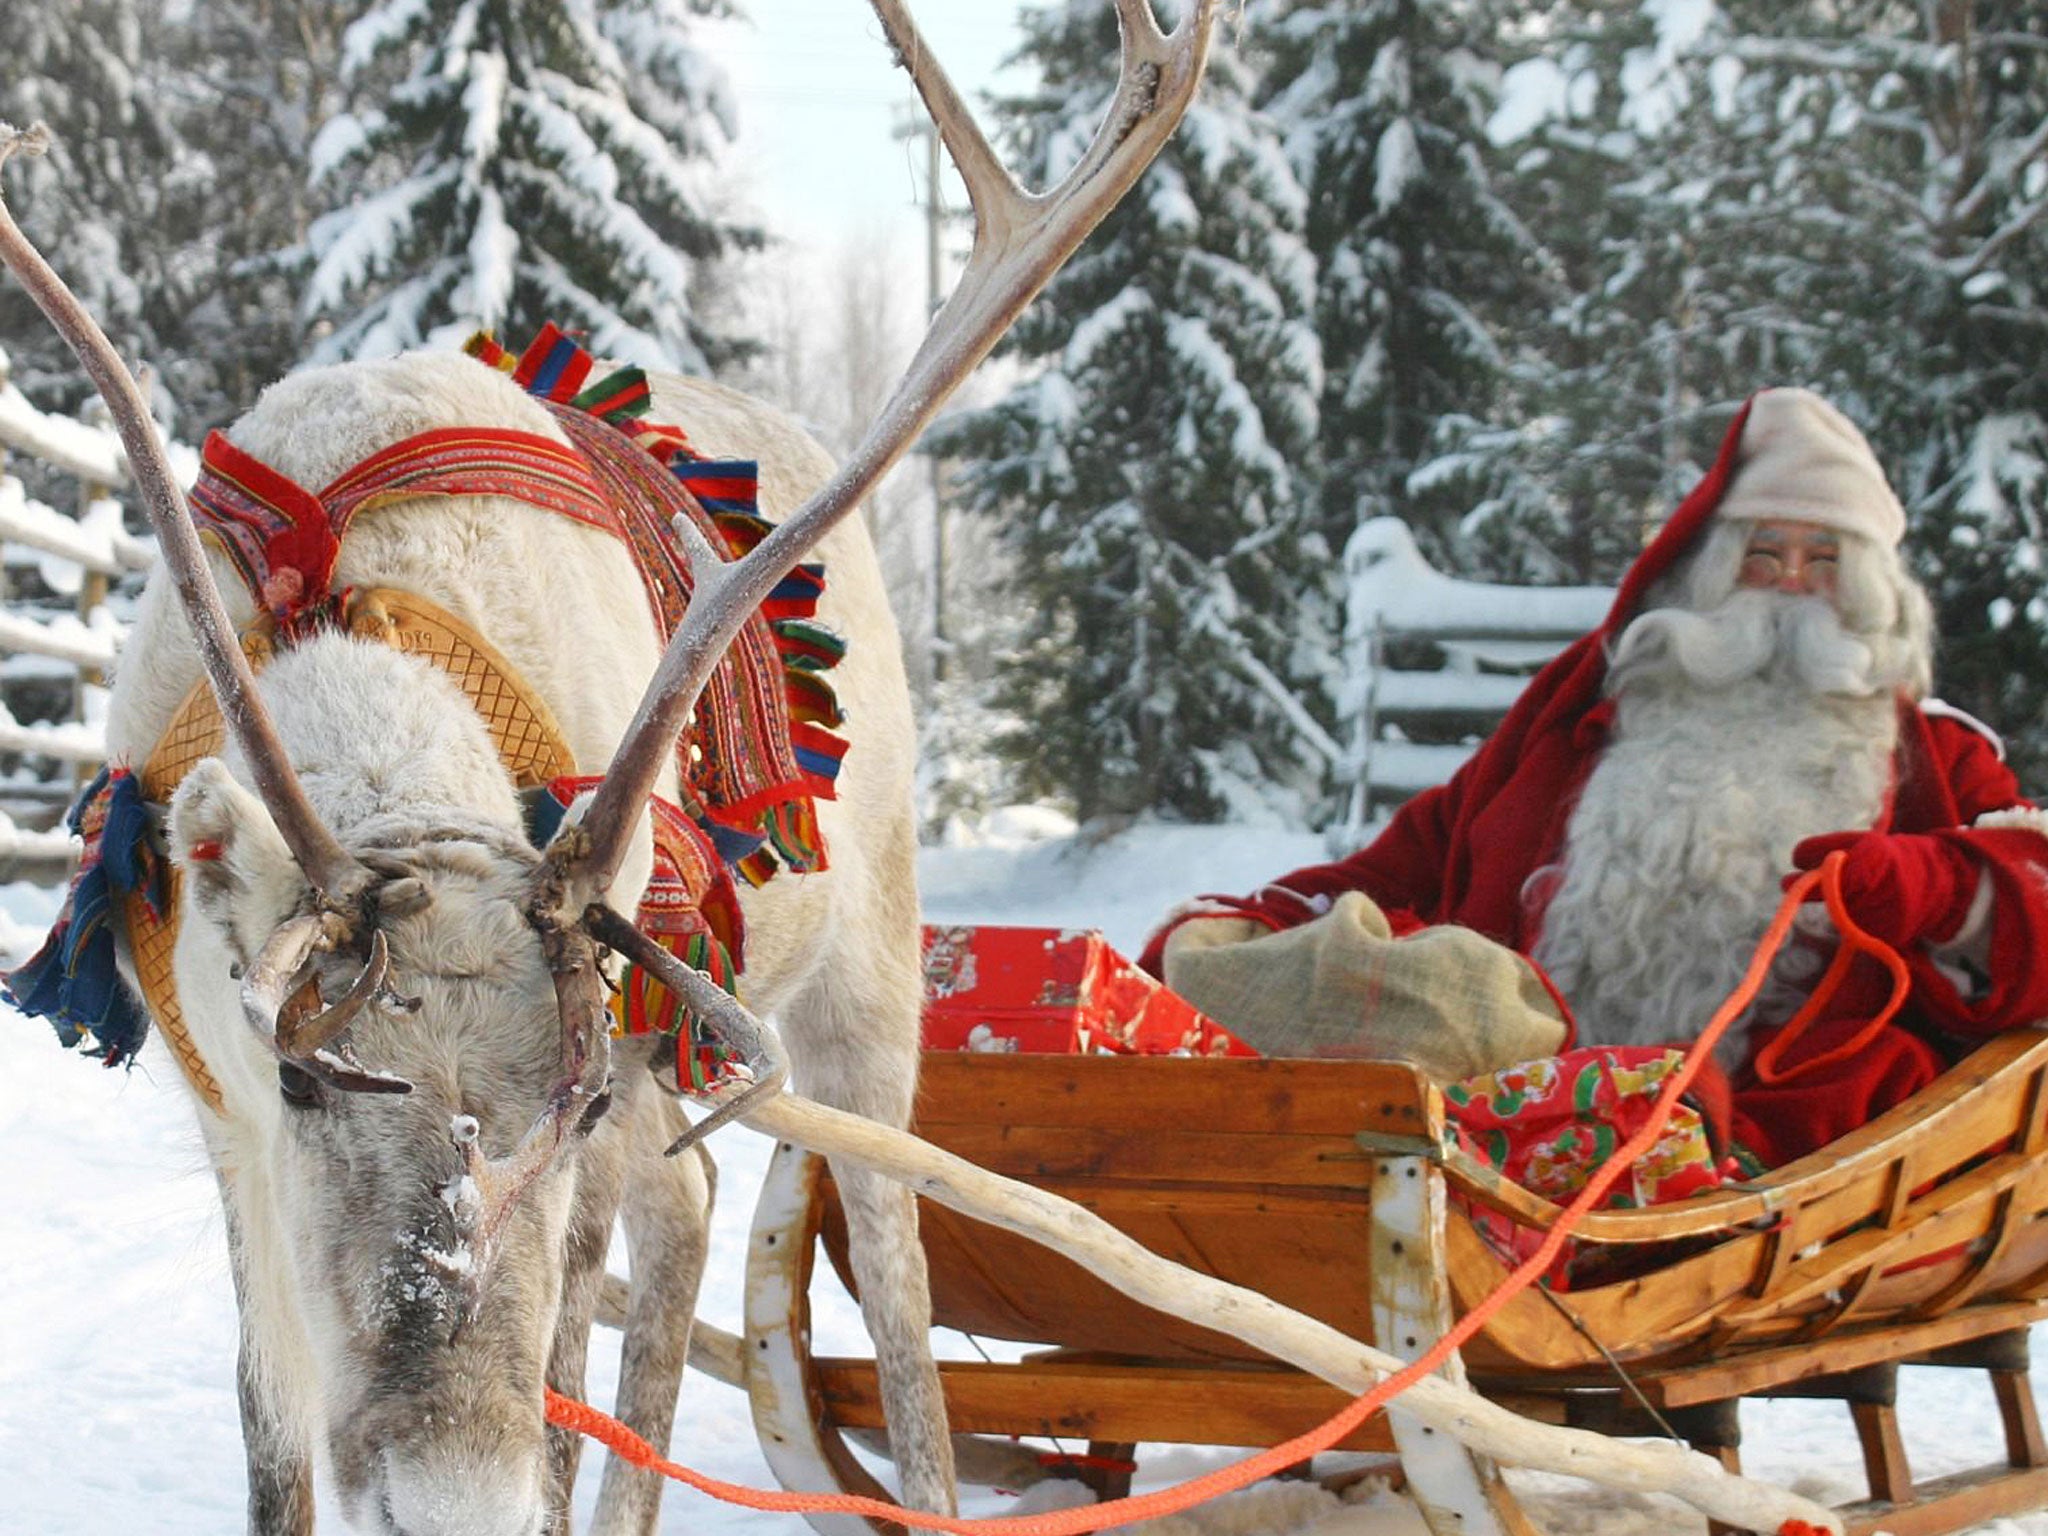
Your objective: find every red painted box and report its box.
[919,924,1254,1057]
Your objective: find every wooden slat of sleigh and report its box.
[1442,1030,2048,1243]
[909,1052,1440,1138]
[899,1160,1382,1352]
[1616,1299,2048,1408]
[831,1171,1382,1362]
[1838,1466,2048,1536]
[1916,1058,2048,1321]
[1713,1153,2048,1332]
[812,1355,1401,1454]
[1452,1195,2048,1377]
[925,1124,1385,1191]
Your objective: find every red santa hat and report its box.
[1599,390,1900,641]
[1713,387,1906,548]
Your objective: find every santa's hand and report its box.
[1789,830,1978,948]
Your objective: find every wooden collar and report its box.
[127,587,577,1117]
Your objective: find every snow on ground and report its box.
[2,818,2046,1534]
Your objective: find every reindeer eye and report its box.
[278,1062,321,1108]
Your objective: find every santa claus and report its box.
[1145,388,2048,1169]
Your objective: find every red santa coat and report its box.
[1146,398,2048,1167]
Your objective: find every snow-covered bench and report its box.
[0,343,172,870]
[1330,518,1611,848]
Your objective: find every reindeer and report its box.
[0,4,1210,1533]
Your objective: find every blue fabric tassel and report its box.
[524,780,574,850]
[3,767,162,1066]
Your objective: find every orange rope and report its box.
[546,859,1849,1536]
[1751,858,1911,1085]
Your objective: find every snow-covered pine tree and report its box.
[1638,0,2048,785]
[930,4,1326,824]
[153,1,354,428]
[302,0,761,370]
[0,0,198,411]
[1254,0,1546,568]
[0,1,357,429]
[1421,0,1738,584]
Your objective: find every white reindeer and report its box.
[119,356,944,1536]
[0,4,1211,1533]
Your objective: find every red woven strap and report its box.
[187,426,616,626]
[321,426,614,534]
[188,431,343,620]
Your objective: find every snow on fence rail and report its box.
[0,342,171,871]
[1330,517,1612,849]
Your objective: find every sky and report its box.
[706,0,1031,262]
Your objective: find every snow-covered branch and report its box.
[1980,33,2048,56]
[1963,193,2048,279]
[1158,541,1341,768]
[1952,111,2048,230]
[1227,645,1344,766]
[1846,167,1933,227]
[1714,35,1947,75]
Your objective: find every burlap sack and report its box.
[1162,892,1568,1083]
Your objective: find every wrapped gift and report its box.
[921,924,1253,1057]
[1444,1045,1742,1289]
[1445,1046,1732,1209]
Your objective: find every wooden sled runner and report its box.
[744,1030,2048,1536]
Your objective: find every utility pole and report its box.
[893,106,950,688]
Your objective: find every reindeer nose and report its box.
[377,1447,546,1536]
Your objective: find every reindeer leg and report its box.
[829,1159,956,1522]
[591,1090,715,1535]
[545,1122,630,1534]
[220,1177,315,1536]
[781,900,959,1528]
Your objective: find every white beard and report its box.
[1529,675,1899,1069]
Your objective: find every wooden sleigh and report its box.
[739,1028,2048,1536]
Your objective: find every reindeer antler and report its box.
[441,934,614,1330]
[583,902,789,1153]
[242,919,412,1093]
[537,0,1217,921]
[0,124,368,907]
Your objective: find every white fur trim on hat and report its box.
[1718,387,1906,546]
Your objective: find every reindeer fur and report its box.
[107,353,949,1535]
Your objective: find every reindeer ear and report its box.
[169,759,307,957]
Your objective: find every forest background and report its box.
[4,0,2043,833]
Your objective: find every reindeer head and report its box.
[0,2,1213,1529]
[168,685,610,1531]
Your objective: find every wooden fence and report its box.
[0,343,162,871]
[1329,518,1612,850]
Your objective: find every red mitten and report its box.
[1789,830,1978,948]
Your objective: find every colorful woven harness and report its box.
[6,326,850,1108]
